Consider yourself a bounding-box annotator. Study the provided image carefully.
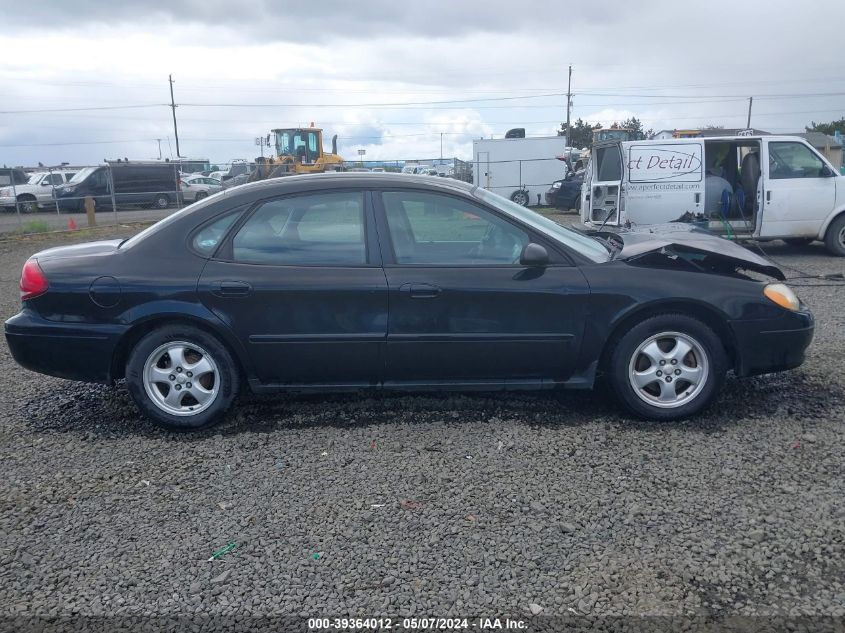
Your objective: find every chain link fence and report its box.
[0,155,525,237]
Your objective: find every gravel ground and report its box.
[0,222,843,632]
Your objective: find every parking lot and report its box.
[0,207,174,234]
[1,223,843,629]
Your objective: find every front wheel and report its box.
[125,325,239,430]
[608,314,727,420]
[824,214,845,256]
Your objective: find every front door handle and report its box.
[213,280,252,297]
[400,282,441,299]
[766,190,771,202]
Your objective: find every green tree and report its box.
[806,118,845,136]
[558,118,600,148]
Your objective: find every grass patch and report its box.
[16,220,50,234]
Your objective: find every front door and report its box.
[374,189,590,385]
[760,140,837,238]
[197,190,388,386]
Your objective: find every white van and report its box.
[580,135,845,255]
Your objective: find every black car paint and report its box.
[545,172,584,209]
[5,174,813,394]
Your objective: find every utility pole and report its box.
[169,74,181,158]
[746,96,753,129]
[565,65,573,160]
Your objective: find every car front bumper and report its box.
[0,195,16,208]
[5,310,126,384]
[730,309,814,377]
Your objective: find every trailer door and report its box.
[623,141,704,224]
[587,142,623,226]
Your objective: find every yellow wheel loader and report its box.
[249,125,345,181]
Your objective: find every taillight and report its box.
[20,258,49,301]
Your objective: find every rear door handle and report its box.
[766,191,771,202]
[400,282,441,299]
[213,280,252,297]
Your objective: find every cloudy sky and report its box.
[1,0,843,168]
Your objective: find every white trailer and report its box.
[473,136,570,206]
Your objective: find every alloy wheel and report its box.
[628,331,709,409]
[143,341,219,416]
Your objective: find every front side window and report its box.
[232,192,366,265]
[769,142,827,179]
[382,191,529,265]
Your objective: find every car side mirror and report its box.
[520,243,549,267]
[821,165,835,177]
[42,181,51,186]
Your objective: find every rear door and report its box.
[622,140,705,224]
[197,190,388,386]
[373,188,590,385]
[760,139,837,238]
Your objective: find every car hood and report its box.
[604,224,785,280]
[33,239,122,262]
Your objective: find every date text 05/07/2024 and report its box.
[307,617,528,630]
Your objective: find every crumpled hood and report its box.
[611,224,785,280]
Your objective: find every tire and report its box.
[153,194,170,209]
[125,325,239,430]
[823,214,845,257]
[608,314,727,420]
[16,195,38,214]
[510,190,530,206]
[194,191,208,201]
[783,238,813,247]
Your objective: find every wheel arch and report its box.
[818,205,845,240]
[598,299,738,374]
[110,313,251,384]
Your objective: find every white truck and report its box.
[0,169,78,213]
[580,135,845,255]
[473,136,571,206]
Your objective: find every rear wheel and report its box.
[510,190,529,206]
[824,214,845,256]
[126,325,239,430]
[608,314,727,420]
[153,194,170,209]
[16,195,38,214]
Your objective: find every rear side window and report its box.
[192,213,240,255]
[232,192,366,265]
[595,146,622,181]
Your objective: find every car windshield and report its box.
[68,166,97,184]
[473,187,609,263]
[27,173,45,184]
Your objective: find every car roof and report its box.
[222,172,475,198]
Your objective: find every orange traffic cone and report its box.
[67,218,77,231]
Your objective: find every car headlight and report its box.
[0,188,10,197]
[63,186,76,194]
[552,181,562,189]
[764,283,800,311]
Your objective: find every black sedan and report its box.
[5,174,813,429]
[545,170,584,210]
